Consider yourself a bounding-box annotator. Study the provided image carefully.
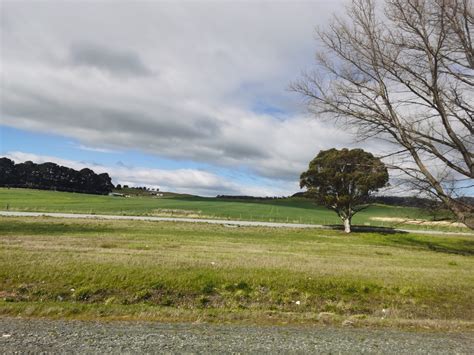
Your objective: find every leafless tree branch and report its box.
[292,0,474,228]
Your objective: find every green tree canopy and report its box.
[300,148,389,233]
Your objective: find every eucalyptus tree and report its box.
[300,148,389,233]
[293,0,474,228]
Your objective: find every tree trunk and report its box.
[343,218,351,233]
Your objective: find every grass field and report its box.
[0,216,473,330]
[0,188,465,232]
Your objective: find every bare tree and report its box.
[293,0,474,228]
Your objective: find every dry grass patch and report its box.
[370,217,467,228]
[0,216,473,329]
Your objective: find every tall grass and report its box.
[0,216,472,329]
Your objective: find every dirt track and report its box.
[1,318,473,354]
[1,211,473,236]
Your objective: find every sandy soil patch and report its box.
[370,217,466,228]
[149,209,208,218]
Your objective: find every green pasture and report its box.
[0,217,472,329]
[0,188,463,231]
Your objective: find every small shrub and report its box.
[73,287,93,301]
[198,296,210,307]
[344,286,358,294]
[236,281,251,291]
[133,290,152,302]
[16,285,30,294]
[202,282,215,295]
[160,296,174,307]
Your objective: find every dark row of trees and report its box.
[293,192,445,209]
[0,158,114,195]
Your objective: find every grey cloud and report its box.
[69,42,153,77]
[1,0,354,185]
[2,84,219,140]
[218,141,270,160]
[100,110,219,139]
[1,77,348,181]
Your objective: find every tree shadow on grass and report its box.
[385,236,474,256]
[329,225,474,256]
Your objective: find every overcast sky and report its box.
[1,0,389,196]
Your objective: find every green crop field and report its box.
[0,188,466,232]
[0,217,473,330]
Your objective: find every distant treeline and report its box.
[292,191,473,208]
[219,192,441,207]
[292,191,437,208]
[367,195,438,208]
[0,157,114,195]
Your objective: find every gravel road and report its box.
[1,318,473,354]
[2,211,473,236]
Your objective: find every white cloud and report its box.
[77,145,119,154]
[1,0,352,184]
[5,151,296,197]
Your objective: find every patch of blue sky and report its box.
[251,101,288,118]
[1,126,77,159]
[456,179,474,197]
[0,125,276,189]
[1,125,207,169]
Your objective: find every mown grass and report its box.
[0,216,473,330]
[0,188,465,232]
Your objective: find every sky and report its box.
[0,0,393,196]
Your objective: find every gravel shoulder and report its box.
[1,318,473,354]
[2,210,473,236]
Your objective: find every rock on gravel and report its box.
[1,318,473,354]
